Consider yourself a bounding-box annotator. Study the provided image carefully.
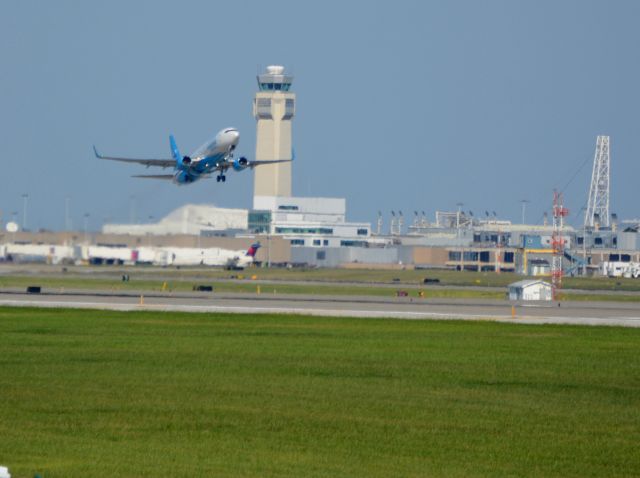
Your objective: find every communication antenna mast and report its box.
[390,211,396,236]
[376,211,382,235]
[585,136,610,228]
[398,211,404,235]
[551,190,569,300]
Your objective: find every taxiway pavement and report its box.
[2,288,640,328]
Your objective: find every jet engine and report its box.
[232,157,249,171]
[182,156,192,166]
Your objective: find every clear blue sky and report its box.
[1,0,639,231]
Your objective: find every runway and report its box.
[2,288,640,328]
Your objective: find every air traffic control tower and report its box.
[253,65,295,199]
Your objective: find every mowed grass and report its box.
[0,275,506,300]
[5,265,640,293]
[5,274,640,302]
[1,308,639,477]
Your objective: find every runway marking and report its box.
[2,298,640,328]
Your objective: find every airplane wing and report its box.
[94,146,175,168]
[248,159,292,169]
[132,174,175,180]
[212,158,292,172]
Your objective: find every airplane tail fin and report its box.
[246,242,261,258]
[170,135,183,169]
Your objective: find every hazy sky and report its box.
[1,0,639,231]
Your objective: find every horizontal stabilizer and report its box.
[132,174,174,180]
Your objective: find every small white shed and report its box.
[508,280,552,301]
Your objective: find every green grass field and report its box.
[5,273,640,303]
[0,275,506,300]
[4,265,640,297]
[1,307,639,477]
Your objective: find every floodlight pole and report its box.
[520,199,529,225]
[83,213,90,244]
[21,194,29,231]
[65,196,71,231]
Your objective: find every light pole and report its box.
[21,194,29,231]
[83,213,90,243]
[581,207,587,276]
[456,202,464,236]
[65,196,71,231]
[129,195,136,224]
[11,211,18,241]
[146,215,154,247]
[520,199,530,225]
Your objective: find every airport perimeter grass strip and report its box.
[0,275,505,300]
[1,306,639,477]
[4,274,640,302]
[6,265,640,291]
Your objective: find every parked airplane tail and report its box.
[246,243,261,258]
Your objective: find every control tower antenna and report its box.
[584,136,610,229]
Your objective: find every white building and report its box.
[601,261,640,278]
[3,243,77,264]
[103,204,248,236]
[508,280,553,301]
[528,259,551,276]
[250,195,370,247]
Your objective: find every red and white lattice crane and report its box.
[551,190,569,300]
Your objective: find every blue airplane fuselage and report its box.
[173,128,240,184]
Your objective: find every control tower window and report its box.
[259,82,291,91]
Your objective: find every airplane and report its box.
[227,242,262,269]
[93,128,291,184]
[159,242,262,269]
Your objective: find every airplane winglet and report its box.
[93,145,103,159]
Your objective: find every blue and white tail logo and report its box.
[170,135,191,169]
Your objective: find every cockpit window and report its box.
[224,129,237,133]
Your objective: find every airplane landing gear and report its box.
[216,174,226,183]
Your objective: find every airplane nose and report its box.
[230,132,240,147]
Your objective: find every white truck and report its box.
[601,261,640,278]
